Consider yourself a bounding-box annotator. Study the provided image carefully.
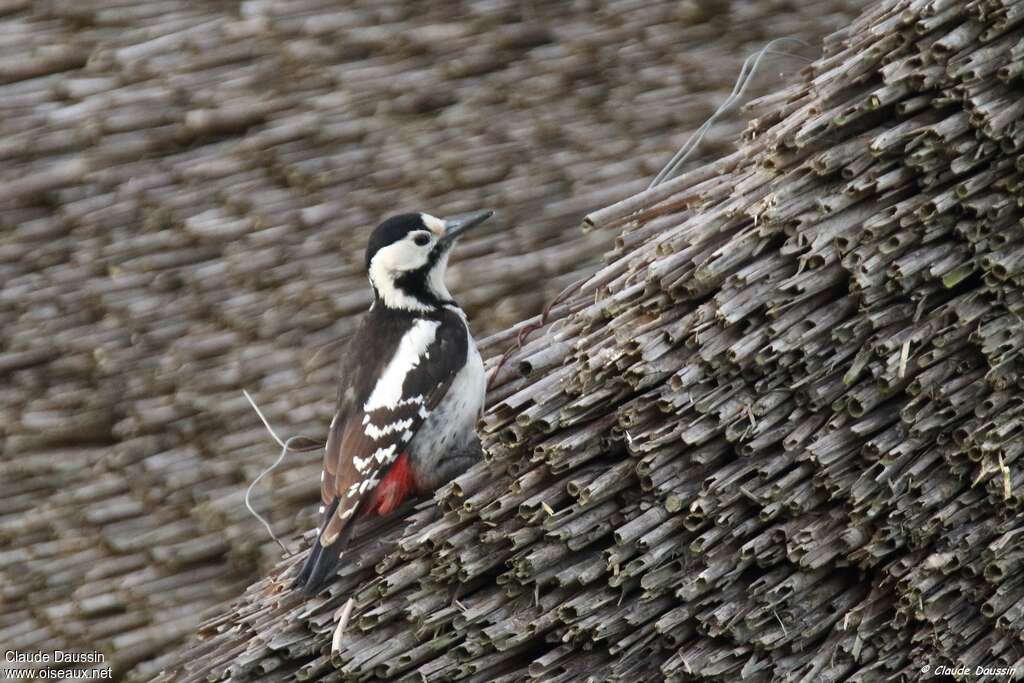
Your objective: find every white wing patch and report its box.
[352,444,398,475]
[347,474,381,498]
[362,417,415,440]
[364,319,440,411]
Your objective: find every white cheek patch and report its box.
[371,241,430,273]
[369,241,434,311]
[421,213,446,236]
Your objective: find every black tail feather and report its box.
[295,540,342,596]
[292,498,358,596]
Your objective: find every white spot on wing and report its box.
[375,445,397,463]
[364,320,439,411]
[362,417,415,440]
[354,444,396,473]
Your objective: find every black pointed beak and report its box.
[438,211,494,248]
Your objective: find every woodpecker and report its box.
[293,210,493,595]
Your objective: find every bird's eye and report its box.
[413,233,431,246]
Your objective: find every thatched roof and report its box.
[152,0,1024,681]
[0,1,866,681]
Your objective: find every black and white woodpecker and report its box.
[293,210,493,596]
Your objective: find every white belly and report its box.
[408,335,485,487]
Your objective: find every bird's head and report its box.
[365,211,494,311]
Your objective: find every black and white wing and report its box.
[294,311,466,593]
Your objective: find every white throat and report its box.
[426,251,453,302]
